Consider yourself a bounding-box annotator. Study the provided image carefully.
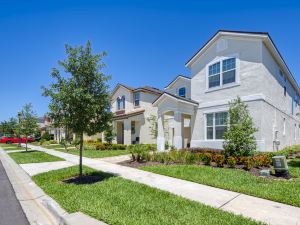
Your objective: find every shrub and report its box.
[226,156,237,168]
[241,157,254,170]
[202,152,213,165]
[184,151,196,164]
[41,131,51,141]
[49,140,57,144]
[84,143,96,150]
[223,97,257,157]
[252,154,272,167]
[95,143,127,150]
[127,144,152,162]
[213,154,225,167]
[189,147,224,155]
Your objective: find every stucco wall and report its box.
[165,78,191,99]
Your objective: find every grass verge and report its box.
[142,158,300,207]
[8,150,64,164]
[32,166,262,225]
[52,148,130,158]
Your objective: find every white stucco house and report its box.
[111,84,162,145]
[112,30,300,152]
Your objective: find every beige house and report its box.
[111,84,162,145]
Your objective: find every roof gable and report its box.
[185,30,300,95]
[164,75,191,89]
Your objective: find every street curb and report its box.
[0,148,106,225]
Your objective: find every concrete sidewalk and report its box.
[29,144,300,225]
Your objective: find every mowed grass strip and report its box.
[52,148,130,158]
[142,158,300,207]
[32,166,262,225]
[8,150,64,164]
[0,143,30,151]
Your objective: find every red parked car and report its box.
[0,137,33,144]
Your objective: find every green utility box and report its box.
[272,155,289,177]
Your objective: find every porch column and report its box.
[123,119,131,145]
[112,121,117,144]
[157,113,165,151]
[174,111,183,149]
[168,126,173,149]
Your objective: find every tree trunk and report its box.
[79,132,83,177]
[18,137,21,148]
[25,139,28,151]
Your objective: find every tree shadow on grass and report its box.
[18,150,37,154]
[62,171,115,185]
[288,159,300,168]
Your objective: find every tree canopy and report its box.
[43,41,112,176]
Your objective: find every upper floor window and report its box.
[208,58,236,89]
[117,97,121,110]
[178,87,186,98]
[122,95,125,109]
[206,112,228,140]
[134,92,140,107]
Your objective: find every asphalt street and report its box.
[0,160,29,225]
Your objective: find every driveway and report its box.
[0,160,29,225]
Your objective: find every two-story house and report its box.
[111,84,162,145]
[154,30,300,152]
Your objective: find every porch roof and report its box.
[113,108,145,120]
[152,91,198,107]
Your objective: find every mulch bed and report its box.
[120,160,293,180]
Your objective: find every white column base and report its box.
[174,135,183,149]
[157,137,165,151]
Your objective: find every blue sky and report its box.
[0,0,300,120]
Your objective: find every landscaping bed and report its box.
[8,150,64,164]
[123,144,300,207]
[32,166,262,225]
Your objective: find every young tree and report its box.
[223,97,258,157]
[19,103,38,151]
[43,41,112,177]
[147,115,158,139]
[104,125,115,144]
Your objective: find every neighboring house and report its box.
[110,84,162,145]
[154,30,300,152]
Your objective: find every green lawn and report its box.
[8,150,64,164]
[32,166,262,225]
[142,158,300,207]
[0,143,30,151]
[52,148,130,158]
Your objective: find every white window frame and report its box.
[205,111,228,140]
[133,92,140,107]
[206,54,240,92]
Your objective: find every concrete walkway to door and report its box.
[27,144,300,225]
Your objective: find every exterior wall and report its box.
[191,99,265,150]
[165,78,191,99]
[111,87,159,145]
[111,86,133,113]
[189,36,300,152]
[261,44,300,117]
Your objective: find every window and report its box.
[134,92,140,107]
[222,58,236,85]
[284,86,286,96]
[122,95,125,109]
[178,87,186,98]
[208,62,220,88]
[294,124,297,140]
[117,97,121,110]
[208,58,236,89]
[206,112,228,140]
